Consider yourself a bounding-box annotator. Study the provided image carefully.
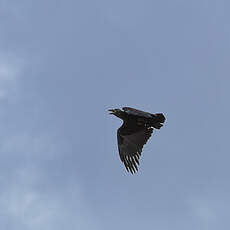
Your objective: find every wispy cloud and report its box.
[0,55,23,100]
[186,193,229,229]
[0,132,100,230]
[189,196,216,222]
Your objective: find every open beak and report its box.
[108,109,115,114]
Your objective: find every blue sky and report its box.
[0,0,229,229]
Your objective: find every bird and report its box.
[108,107,165,174]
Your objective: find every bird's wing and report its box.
[117,124,153,173]
[122,107,153,118]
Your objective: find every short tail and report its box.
[150,113,166,129]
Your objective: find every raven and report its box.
[109,107,165,174]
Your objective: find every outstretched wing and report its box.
[122,107,153,118]
[117,123,153,173]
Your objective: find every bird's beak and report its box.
[108,109,115,114]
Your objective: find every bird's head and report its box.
[108,108,124,118]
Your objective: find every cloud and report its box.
[1,180,69,230]
[0,130,100,230]
[186,193,229,229]
[0,169,99,230]
[0,55,23,100]
[189,197,216,222]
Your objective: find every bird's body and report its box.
[109,107,165,174]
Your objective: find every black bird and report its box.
[109,107,165,174]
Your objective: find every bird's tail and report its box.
[150,113,165,129]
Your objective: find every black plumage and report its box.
[109,107,165,174]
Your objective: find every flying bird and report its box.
[109,107,165,174]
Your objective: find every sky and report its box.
[0,0,229,229]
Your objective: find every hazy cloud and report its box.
[0,55,23,100]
